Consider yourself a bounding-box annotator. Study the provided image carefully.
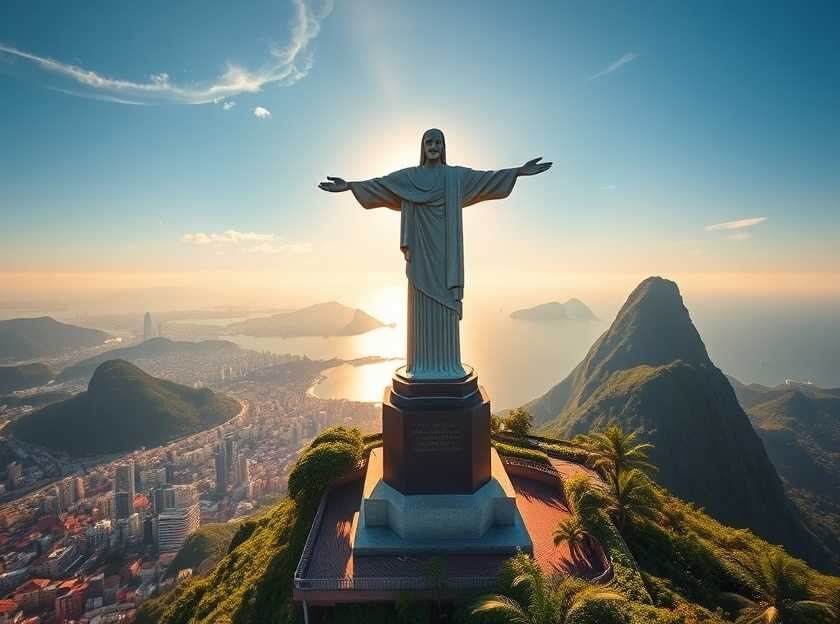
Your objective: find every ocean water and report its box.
[227,296,840,410]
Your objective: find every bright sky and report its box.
[1,0,838,310]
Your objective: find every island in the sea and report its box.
[222,301,392,338]
[510,298,598,321]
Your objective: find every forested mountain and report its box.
[526,276,834,570]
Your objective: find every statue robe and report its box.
[350,165,518,379]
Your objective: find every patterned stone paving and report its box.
[302,463,607,584]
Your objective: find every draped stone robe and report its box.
[350,165,517,379]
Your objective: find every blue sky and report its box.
[1,0,838,307]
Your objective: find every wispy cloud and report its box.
[0,0,333,105]
[182,231,310,254]
[222,101,236,111]
[253,106,271,118]
[704,217,766,232]
[182,230,276,245]
[589,52,638,80]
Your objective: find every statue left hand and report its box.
[518,157,552,176]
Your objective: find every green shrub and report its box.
[312,426,363,449]
[567,598,629,624]
[492,441,551,464]
[288,429,364,503]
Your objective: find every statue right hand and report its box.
[318,176,350,192]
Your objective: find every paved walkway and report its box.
[304,468,607,584]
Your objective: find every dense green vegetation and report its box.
[730,377,840,569]
[163,523,242,580]
[525,277,834,572]
[0,362,53,393]
[476,427,839,623]
[7,360,239,456]
[137,426,366,624]
[0,390,71,410]
[56,337,240,382]
[0,316,109,360]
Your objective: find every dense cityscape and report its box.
[0,314,377,623]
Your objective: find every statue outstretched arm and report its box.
[462,157,552,207]
[319,175,401,211]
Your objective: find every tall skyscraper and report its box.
[214,446,228,495]
[157,503,200,552]
[153,487,177,515]
[239,456,250,486]
[115,492,133,520]
[114,462,135,518]
[143,312,153,340]
[225,435,239,485]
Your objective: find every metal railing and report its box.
[295,575,497,592]
[500,457,562,477]
[293,491,329,584]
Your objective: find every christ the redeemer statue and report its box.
[319,128,551,381]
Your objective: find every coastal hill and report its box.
[510,298,598,321]
[524,276,834,569]
[0,316,110,361]
[0,363,53,394]
[222,301,389,338]
[730,376,840,563]
[57,337,241,383]
[8,360,239,456]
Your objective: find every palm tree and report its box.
[605,467,660,533]
[470,553,623,623]
[726,551,833,624]
[577,425,656,484]
[552,515,589,561]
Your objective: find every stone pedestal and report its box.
[351,366,532,556]
[383,366,490,495]
[352,448,532,555]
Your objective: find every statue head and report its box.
[420,128,446,166]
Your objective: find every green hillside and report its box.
[0,390,71,410]
[0,316,109,361]
[0,362,53,393]
[137,427,840,624]
[57,337,240,383]
[525,277,835,572]
[730,378,840,571]
[7,360,239,456]
[163,523,242,580]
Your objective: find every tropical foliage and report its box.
[471,552,625,624]
[504,407,534,438]
[723,551,833,623]
[553,515,590,561]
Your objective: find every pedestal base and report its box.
[383,369,491,495]
[352,448,532,556]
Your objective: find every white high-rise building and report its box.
[143,312,153,340]
[157,503,200,552]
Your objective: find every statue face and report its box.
[423,132,444,164]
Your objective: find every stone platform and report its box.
[352,447,532,555]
